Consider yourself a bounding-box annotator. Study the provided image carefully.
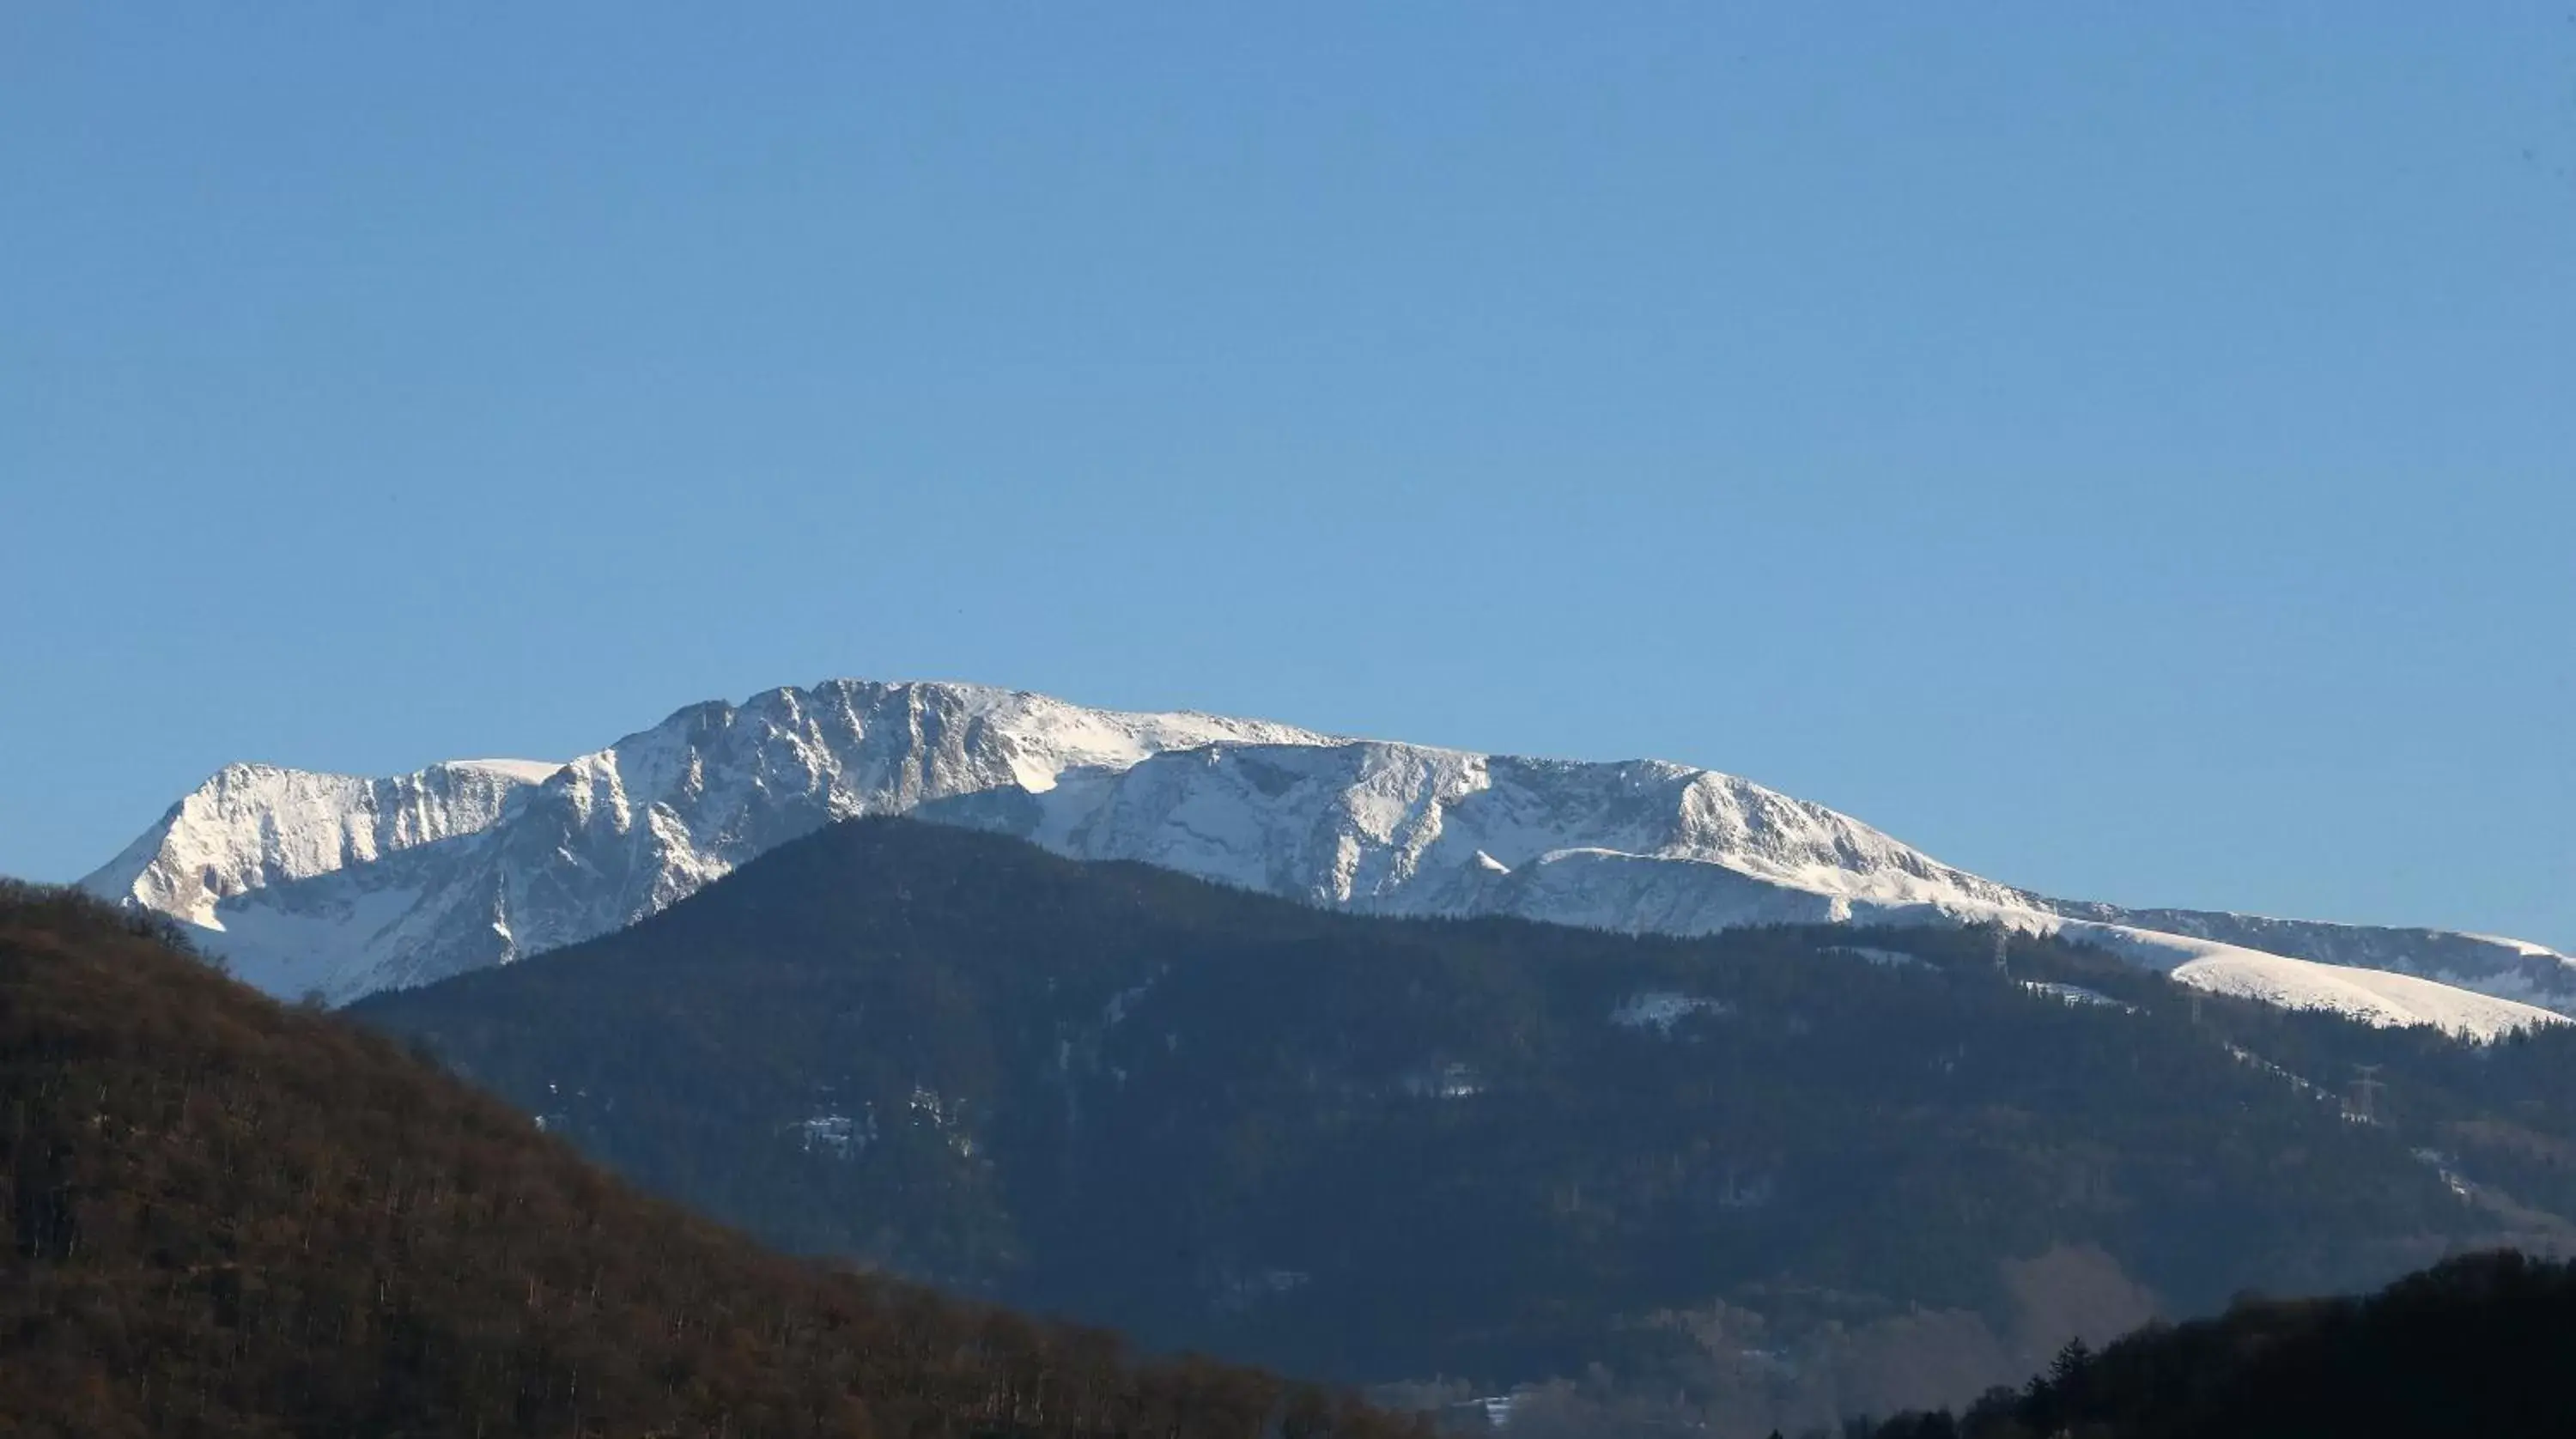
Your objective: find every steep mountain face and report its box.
[927,742,2032,923]
[84,678,2576,1028]
[82,756,561,925]
[348,819,2576,1437]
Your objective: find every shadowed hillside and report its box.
[350,819,2576,1435]
[1849,1249,2576,1439]
[0,880,1415,1439]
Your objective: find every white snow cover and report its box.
[83,682,1323,1001]
[2031,918,2570,1036]
[2171,952,2560,1038]
[1826,946,1927,969]
[1611,992,1735,1034]
[80,677,2575,1036]
[2020,981,2130,1010]
[82,758,561,927]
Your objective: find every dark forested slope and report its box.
[350,819,2576,1433]
[1856,1249,2576,1439]
[0,881,1412,1439]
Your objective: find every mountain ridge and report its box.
[344,817,2576,1436]
[82,756,562,926]
[82,677,2573,1030]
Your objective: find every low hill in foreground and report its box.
[351,820,2576,1435]
[0,881,1414,1439]
[1851,1249,2576,1439]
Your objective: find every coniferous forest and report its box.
[1845,1249,2576,1439]
[348,820,2576,1434]
[0,880,1417,1439]
[12,823,2576,1436]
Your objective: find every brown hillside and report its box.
[0,882,1416,1439]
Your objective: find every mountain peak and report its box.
[82,677,2575,1033]
[82,756,561,927]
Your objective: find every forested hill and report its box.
[1857,1249,2576,1439]
[351,819,2576,1436]
[0,881,1414,1439]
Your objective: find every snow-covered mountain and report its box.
[85,683,1324,1000]
[83,678,2573,1036]
[85,757,563,926]
[914,739,2573,1036]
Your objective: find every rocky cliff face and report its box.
[82,757,562,926]
[920,740,2036,926]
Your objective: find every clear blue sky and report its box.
[4,4,2571,947]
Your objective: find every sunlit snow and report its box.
[81,677,2576,1037]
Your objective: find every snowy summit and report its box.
[82,678,2575,1038]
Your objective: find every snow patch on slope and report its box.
[2173,952,2563,1038]
[445,758,568,786]
[2040,920,2562,1038]
[2044,902,2576,1011]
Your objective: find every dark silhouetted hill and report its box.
[1857,1248,2576,1439]
[0,879,1414,1439]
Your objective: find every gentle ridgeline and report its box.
[0,882,1419,1439]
